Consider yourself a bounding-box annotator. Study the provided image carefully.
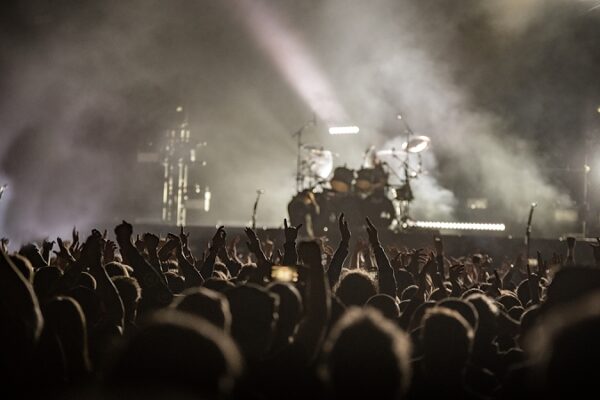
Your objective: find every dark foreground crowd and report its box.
[2,213,600,400]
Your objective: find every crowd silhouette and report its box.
[1,212,600,399]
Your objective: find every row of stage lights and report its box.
[410,220,506,232]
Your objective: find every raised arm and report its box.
[296,241,331,361]
[245,227,271,284]
[171,237,204,288]
[282,218,301,266]
[327,213,350,287]
[199,226,226,279]
[366,218,397,297]
[217,239,242,278]
[84,230,124,330]
[115,221,173,310]
[143,232,164,274]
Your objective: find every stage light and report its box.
[411,221,506,232]
[328,126,360,135]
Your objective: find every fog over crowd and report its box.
[1,0,600,241]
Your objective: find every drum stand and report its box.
[292,115,316,193]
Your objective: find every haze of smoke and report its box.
[1,0,598,242]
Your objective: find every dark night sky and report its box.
[1,0,600,240]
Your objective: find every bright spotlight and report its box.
[328,126,360,135]
[412,220,506,232]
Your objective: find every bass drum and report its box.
[355,164,388,196]
[330,166,355,194]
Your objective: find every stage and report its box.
[118,223,596,267]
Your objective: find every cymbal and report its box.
[402,135,431,153]
[376,149,403,156]
[302,144,328,154]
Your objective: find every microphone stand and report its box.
[252,190,264,230]
[525,203,537,259]
[292,115,317,193]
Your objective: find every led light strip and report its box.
[412,221,506,232]
[328,126,360,135]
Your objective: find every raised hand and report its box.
[228,236,240,260]
[42,239,54,254]
[115,220,134,244]
[391,252,404,271]
[283,218,302,243]
[407,248,426,275]
[179,226,190,249]
[211,226,226,250]
[103,239,118,264]
[143,232,160,251]
[0,238,8,253]
[244,227,261,254]
[41,239,54,264]
[72,227,80,248]
[339,213,351,243]
[80,230,104,268]
[53,237,75,263]
[365,217,379,247]
[449,263,465,282]
[134,234,145,253]
[158,234,180,262]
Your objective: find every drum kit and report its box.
[288,121,432,236]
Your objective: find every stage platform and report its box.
[108,223,596,266]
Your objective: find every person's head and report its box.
[33,266,63,301]
[104,261,132,278]
[106,310,242,399]
[367,294,400,320]
[9,254,34,282]
[498,293,522,311]
[527,292,600,399]
[335,270,377,307]
[236,263,257,283]
[41,296,91,377]
[267,282,303,347]
[466,293,499,346]
[173,287,231,333]
[226,284,279,361]
[213,262,231,280]
[519,304,541,347]
[516,279,535,307]
[112,276,142,323]
[203,278,235,293]
[164,271,185,294]
[408,301,436,332]
[461,288,484,299]
[77,272,97,291]
[508,306,524,321]
[395,270,415,296]
[421,307,474,373]
[68,286,102,328]
[437,297,479,331]
[323,308,412,400]
[400,285,418,301]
